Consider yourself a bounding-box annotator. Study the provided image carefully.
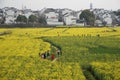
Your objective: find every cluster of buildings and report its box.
[93,9,120,26]
[39,8,83,26]
[0,7,39,24]
[0,6,120,26]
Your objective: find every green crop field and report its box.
[0,27,120,80]
[43,36,120,63]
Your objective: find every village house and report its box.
[3,7,17,24]
[45,12,58,22]
[102,13,112,26]
[62,10,85,26]
[43,8,63,25]
[93,9,114,26]
[61,9,77,26]
[63,13,77,25]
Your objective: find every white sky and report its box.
[0,0,120,11]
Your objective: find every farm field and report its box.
[0,27,120,80]
[90,61,120,80]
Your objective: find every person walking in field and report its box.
[97,34,100,37]
[43,53,46,59]
[57,49,61,56]
[51,53,55,60]
[41,53,44,59]
[39,53,41,57]
[47,50,50,57]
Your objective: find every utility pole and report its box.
[90,3,93,10]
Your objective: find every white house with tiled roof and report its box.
[43,8,63,25]
[4,7,17,24]
[63,13,77,25]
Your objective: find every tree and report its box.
[16,15,27,23]
[0,16,5,24]
[113,10,120,26]
[113,10,120,16]
[28,15,38,23]
[38,15,47,24]
[58,10,63,22]
[102,21,107,26]
[80,10,95,26]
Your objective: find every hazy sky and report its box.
[0,0,120,11]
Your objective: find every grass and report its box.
[42,36,120,64]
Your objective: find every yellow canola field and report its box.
[0,28,87,80]
[1,27,120,37]
[90,61,120,80]
[0,38,50,56]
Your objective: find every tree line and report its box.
[15,15,46,24]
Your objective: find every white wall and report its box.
[47,21,63,25]
[5,16,15,24]
[5,10,15,24]
[76,23,84,26]
[95,20,103,26]
[64,15,76,25]
[104,17,112,25]
[76,11,82,20]
[45,12,59,22]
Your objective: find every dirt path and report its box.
[82,68,96,80]
[51,58,58,63]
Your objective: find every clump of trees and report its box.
[0,17,5,24]
[16,15,46,24]
[113,10,120,26]
[38,15,47,25]
[113,10,120,16]
[80,10,95,26]
[15,15,27,23]
[28,15,38,23]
